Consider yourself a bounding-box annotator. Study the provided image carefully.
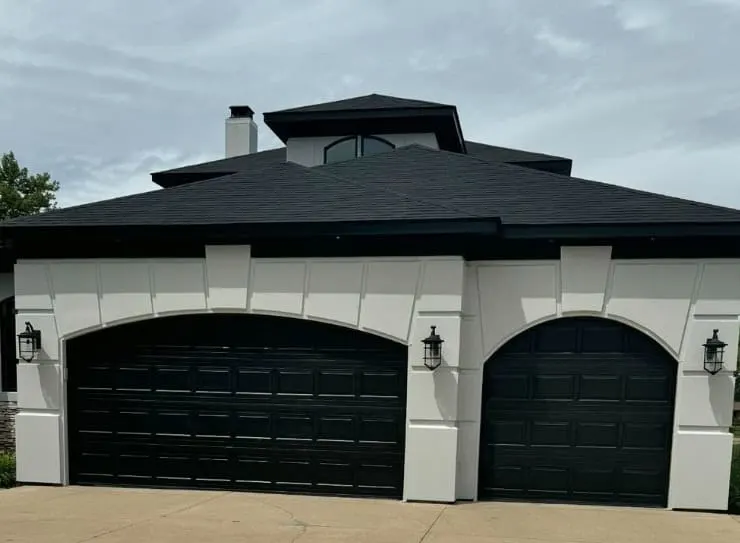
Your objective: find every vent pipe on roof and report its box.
[225,105,258,158]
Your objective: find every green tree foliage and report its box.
[0,152,59,221]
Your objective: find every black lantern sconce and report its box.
[17,322,41,362]
[703,329,727,375]
[422,325,444,371]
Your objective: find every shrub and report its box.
[0,452,15,489]
[730,446,740,513]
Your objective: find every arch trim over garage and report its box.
[481,312,680,364]
[59,308,410,346]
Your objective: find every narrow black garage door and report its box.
[67,314,407,498]
[479,317,675,506]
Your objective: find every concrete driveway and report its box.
[0,486,738,543]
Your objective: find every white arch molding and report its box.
[481,312,680,365]
[58,308,410,346]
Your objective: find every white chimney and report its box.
[225,105,258,158]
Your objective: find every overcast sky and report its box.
[1,0,738,208]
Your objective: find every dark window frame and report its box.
[323,136,359,165]
[360,135,395,157]
[323,135,395,164]
[0,296,17,393]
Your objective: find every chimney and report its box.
[225,105,258,158]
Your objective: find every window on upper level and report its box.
[323,136,395,164]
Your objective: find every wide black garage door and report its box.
[479,317,675,506]
[67,314,407,497]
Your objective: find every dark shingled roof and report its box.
[6,145,740,230]
[464,141,568,164]
[152,141,568,179]
[319,145,740,225]
[3,157,471,228]
[155,147,286,176]
[265,93,452,115]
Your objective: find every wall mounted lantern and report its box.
[17,322,41,362]
[422,325,444,371]
[703,329,726,375]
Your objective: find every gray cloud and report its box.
[0,0,738,208]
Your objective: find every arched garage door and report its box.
[67,314,407,498]
[479,317,676,506]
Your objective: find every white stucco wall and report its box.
[11,247,740,510]
[286,133,439,166]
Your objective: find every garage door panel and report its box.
[622,423,670,450]
[67,314,407,498]
[277,371,314,395]
[532,375,575,399]
[479,317,675,506]
[317,416,355,442]
[579,375,622,401]
[116,367,151,391]
[237,369,272,395]
[624,376,672,402]
[358,417,402,445]
[316,371,355,397]
[194,367,231,393]
[575,422,619,448]
[530,421,570,447]
[359,371,404,398]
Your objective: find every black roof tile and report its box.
[152,140,568,178]
[464,141,568,164]
[318,145,740,225]
[6,145,740,230]
[155,147,285,175]
[4,158,470,228]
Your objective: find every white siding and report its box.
[286,133,439,167]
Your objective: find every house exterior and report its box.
[0,94,738,511]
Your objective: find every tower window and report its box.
[324,136,394,164]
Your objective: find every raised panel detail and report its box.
[531,422,570,447]
[579,376,621,401]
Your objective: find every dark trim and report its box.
[264,105,458,124]
[361,135,396,154]
[2,219,501,259]
[503,223,740,239]
[151,171,234,188]
[322,135,397,164]
[6,234,740,261]
[3,218,499,242]
[513,159,572,176]
[451,109,467,154]
[264,106,466,153]
[323,135,358,165]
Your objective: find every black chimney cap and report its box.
[229,105,254,119]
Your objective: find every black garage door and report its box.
[67,314,407,498]
[479,317,675,506]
